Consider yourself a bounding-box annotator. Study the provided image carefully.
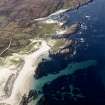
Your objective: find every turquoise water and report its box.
[33,60,97,105]
[33,0,105,104]
[34,60,96,92]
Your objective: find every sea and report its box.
[32,0,105,105]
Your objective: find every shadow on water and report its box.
[35,0,105,104]
[38,65,105,105]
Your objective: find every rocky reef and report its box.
[34,22,80,79]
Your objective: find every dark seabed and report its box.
[34,0,105,105]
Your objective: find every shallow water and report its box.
[34,0,105,104]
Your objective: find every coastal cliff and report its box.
[0,0,92,56]
[0,0,91,22]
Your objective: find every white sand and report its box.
[49,9,68,16]
[28,60,96,105]
[0,40,50,105]
[0,40,96,105]
[34,9,69,26]
[56,29,66,34]
[34,9,68,21]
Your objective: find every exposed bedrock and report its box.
[0,0,92,57]
[0,0,92,23]
[4,74,17,97]
[34,39,78,79]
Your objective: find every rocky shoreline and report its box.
[0,0,92,57]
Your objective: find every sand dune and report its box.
[0,40,50,105]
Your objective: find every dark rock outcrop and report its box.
[34,39,78,79]
[52,23,80,39]
[63,23,80,37]
[19,90,38,105]
[4,74,16,97]
[0,0,92,56]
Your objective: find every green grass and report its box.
[19,41,41,54]
[52,39,65,52]
[35,23,58,38]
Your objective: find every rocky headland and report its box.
[0,0,92,57]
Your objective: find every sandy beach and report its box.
[0,40,50,105]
